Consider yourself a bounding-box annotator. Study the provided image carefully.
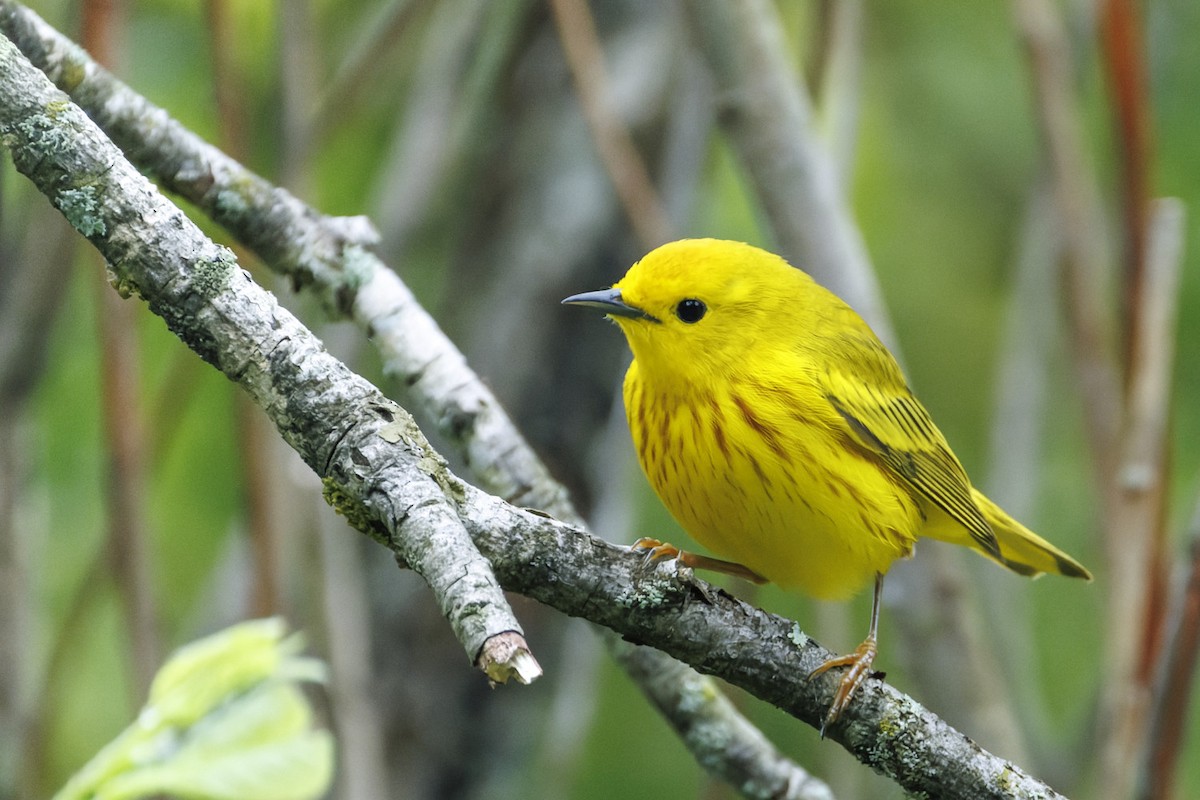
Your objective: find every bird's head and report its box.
[563,239,812,382]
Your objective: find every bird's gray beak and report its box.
[561,288,659,322]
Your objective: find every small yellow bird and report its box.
[563,238,1090,733]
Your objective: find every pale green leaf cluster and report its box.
[53,618,333,800]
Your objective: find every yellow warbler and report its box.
[563,238,1090,732]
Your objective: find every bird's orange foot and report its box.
[808,636,878,737]
[629,539,766,584]
[630,537,681,564]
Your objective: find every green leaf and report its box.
[54,619,333,800]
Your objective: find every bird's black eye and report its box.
[675,298,707,324]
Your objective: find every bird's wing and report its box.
[819,334,1001,558]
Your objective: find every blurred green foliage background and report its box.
[3,1,1199,798]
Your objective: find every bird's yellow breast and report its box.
[624,360,918,600]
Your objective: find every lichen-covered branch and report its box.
[0,30,535,686]
[452,484,1067,800]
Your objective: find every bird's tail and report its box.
[969,489,1092,580]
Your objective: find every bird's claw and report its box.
[630,537,682,564]
[809,636,878,738]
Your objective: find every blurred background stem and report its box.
[83,0,162,700]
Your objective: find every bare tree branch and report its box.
[1144,482,1200,799]
[1099,0,1154,367]
[1114,197,1184,798]
[0,31,1075,800]
[455,484,1069,800]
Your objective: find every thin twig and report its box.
[202,0,284,619]
[1099,0,1153,369]
[275,0,320,191]
[1111,197,1184,799]
[1099,0,1170,690]
[370,0,492,252]
[315,504,390,800]
[236,397,283,617]
[202,0,249,164]
[96,276,161,696]
[547,0,672,248]
[1011,0,1122,473]
[1143,482,1200,799]
[1099,1,1172,730]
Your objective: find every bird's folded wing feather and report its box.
[817,335,1000,558]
